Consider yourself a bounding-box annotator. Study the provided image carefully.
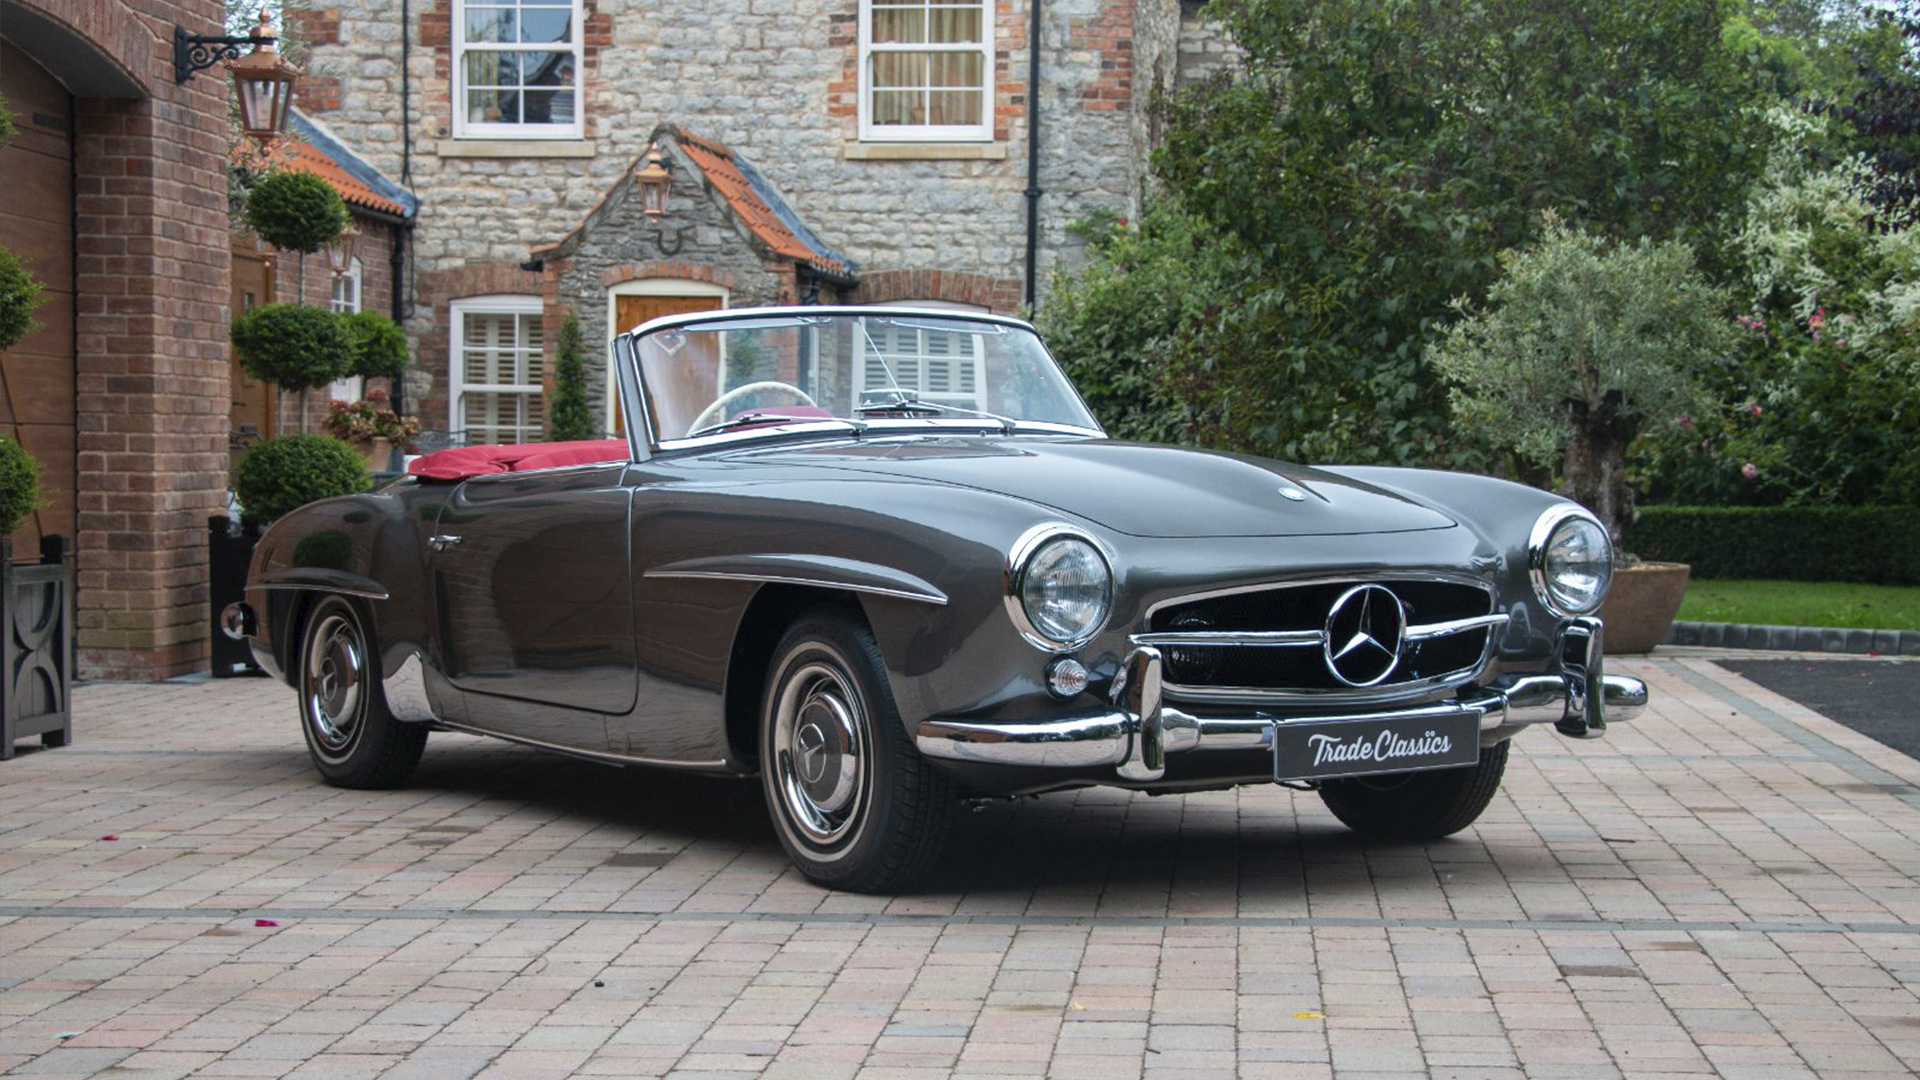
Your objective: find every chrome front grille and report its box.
[1136,576,1504,702]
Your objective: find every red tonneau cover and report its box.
[407,439,628,481]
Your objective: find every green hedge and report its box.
[1628,506,1920,585]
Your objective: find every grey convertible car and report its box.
[227,307,1648,891]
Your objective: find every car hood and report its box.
[738,437,1459,538]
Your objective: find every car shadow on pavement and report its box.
[398,737,1443,898]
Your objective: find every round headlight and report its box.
[1529,508,1613,615]
[1011,531,1112,648]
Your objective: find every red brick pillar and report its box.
[69,1,233,679]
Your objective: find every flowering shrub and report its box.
[322,389,420,452]
[1638,111,1920,508]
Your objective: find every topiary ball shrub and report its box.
[341,310,410,379]
[0,435,42,537]
[232,303,354,393]
[233,435,369,529]
[0,245,46,351]
[243,170,349,254]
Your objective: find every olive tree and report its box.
[1427,222,1735,544]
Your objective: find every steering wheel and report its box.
[688,381,818,434]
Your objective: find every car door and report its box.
[431,462,638,748]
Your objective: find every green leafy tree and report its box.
[231,303,353,433]
[340,310,410,380]
[1117,0,1771,467]
[0,246,45,351]
[1038,206,1252,444]
[0,435,42,537]
[547,311,595,441]
[1428,222,1735,543]
[243,169,348,254]
[233,435,369,528]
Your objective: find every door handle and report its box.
[428,534,462,553]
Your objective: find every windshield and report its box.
[629,311,1101,445]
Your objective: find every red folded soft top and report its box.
[407,439,629,481]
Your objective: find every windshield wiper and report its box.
[854,391,1019,434]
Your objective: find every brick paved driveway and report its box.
[1,655,1917,1079]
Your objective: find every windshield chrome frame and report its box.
[613,306,1107,454]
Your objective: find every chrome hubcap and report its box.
[773,661,865,844]
[304,613,364,755]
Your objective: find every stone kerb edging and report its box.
[1665,620,1920,656]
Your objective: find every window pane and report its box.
[871,90,922,126]
[521,89,573,125]
[518,8,571,43]
[872,7,924,43]
[870,52,922,89]
[520,50,573,87]
[928,6,981,44]
[466,86,520,124]
[928,51,981,88]
[927,91,980,126]
[465,52,519,87]
[518,0,569,6]
[464,7,515,43]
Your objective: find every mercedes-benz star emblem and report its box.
[1323,584,1406,687]
[796,722,829,785]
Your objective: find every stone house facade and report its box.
[291,0,1223,442]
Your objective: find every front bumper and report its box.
[915,616,1648,783]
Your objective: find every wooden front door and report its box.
[228,246,276,474]
[0,42,76,553]
[610,294,722,435]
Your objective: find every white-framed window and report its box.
[452,0,583,140]
[329,257,365,402]
[451,295,547,444]
[858,0,993,142]
[854,316,988,410]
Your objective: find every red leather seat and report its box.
[408,439,628,481]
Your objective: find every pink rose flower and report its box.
[1741,462,1759,480]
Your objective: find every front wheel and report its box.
[759,609,953,892]
[1317,740,1510,839]
[297,595,427,789]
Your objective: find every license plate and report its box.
[1272,707,1483,783]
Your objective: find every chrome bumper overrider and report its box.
[914,616,1649,782]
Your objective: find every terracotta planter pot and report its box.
[1598,561,1691,654]
[359,436,394,472]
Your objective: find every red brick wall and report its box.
[854,270,1022,314]
[62,0,235,679]
[284,7,344,113]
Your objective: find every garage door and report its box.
[0,41,76,554]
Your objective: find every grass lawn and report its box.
[1676,579,1920,630]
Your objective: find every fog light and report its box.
[1046,657,1089,699]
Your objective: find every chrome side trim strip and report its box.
[644,570,948,606]
[254,581,390,601]
[1132,629,1325,648]
[432,719,731,771]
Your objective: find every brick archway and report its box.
[1,0,149,98]
[853,270,1022,314]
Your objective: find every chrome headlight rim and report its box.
[1528,504,1613,616]
[1005,523,1113,652]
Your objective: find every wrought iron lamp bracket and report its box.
[174,25,276,83]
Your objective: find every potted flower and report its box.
[1429,220,1735,652]
[322,388,420,471]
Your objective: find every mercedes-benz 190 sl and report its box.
[226,307,1648,892]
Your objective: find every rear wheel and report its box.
[759,608,953,892]
[1318,740,1509,839]
[297,595,426,789]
